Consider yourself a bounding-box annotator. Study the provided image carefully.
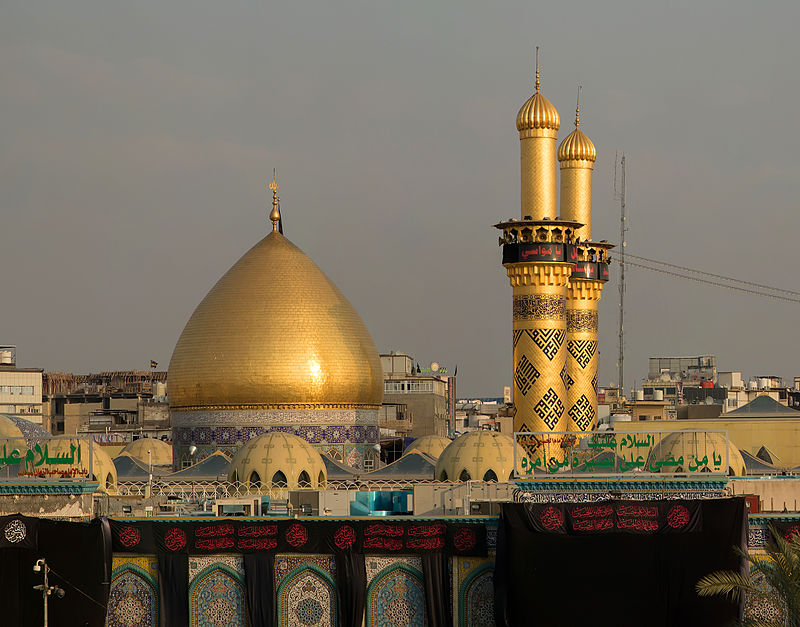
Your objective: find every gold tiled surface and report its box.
[516,92,560,132]
[520,135,558,220]
[510,265,570,462]
[559,166,593,239]
[566,280,603,432]
[558,128,596,163]
[168,232,383,410]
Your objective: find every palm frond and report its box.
[696,570,756,601]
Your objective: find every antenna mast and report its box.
[614,153,627,398]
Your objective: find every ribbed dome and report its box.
[516,92,560,132]
[168,231,383,410]
[403,435,452,460]
[120,438,173,466]
[228,432,326,489]
[436,431,523,482]
[648,431,746,477]
[558,128,596,163]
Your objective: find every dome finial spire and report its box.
[535,46,541,92]
[575,85,581,129]
[269,168,281,232]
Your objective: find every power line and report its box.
[624,252,800,297]
[619,259,800,304]
[48,566,108,610]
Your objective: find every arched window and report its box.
[297,470,311,488]
[439,470,448,481]
[249,471,261,488]
[508,471,515,481]
[483,469,498,482]
[326,448,343,462]
[459,469,471,482]
[318,471,325,486]
[272,470,288,488]
[106,473,115,490]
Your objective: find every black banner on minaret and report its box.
[502,243,565,263]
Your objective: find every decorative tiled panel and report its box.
[107,556,159,627]
[453,557,495,627]
[366,556,427,627]
[188,556,246,627]
[173,409,379,428]
[276,556,337,627]
[275,554,335,586]
[743,570,787,624]
[174,424,379,446]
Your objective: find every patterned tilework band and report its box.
[174,424,379,446]
[509,270,570,465]
[173,424,379,469]
[565,281,602,433]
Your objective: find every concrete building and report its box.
[381,352,451,438]
[42,371,169,439]
[0,346,43,425]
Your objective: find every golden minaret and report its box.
[516,48,560,220]
[558,89,603,432]
[496,61,612,468]
[498,53,572,462]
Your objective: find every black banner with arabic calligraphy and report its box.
[496,499,747,627]
[768,520,800,544]
[525,500,702,535]
[502,242,566,263]
[109,519,486,556]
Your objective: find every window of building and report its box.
[297,470,311,488]
[271,470,287,488]
[384,380,434,394]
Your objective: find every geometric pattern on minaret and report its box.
[559,91,603,432]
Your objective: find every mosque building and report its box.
[495,51,612,462]
[168,180,384,469]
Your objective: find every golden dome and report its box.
[119,438,173,466]
[0,416,27,452]
[168,231,383,410]
[516,92,560,133]
[647,431,746,477]
[558,128,596,163]
[436,430,523,482]
[228,432,326,489]
[516,49,560,133]
[403,435,452,460]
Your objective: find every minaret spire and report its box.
[535,46,541,92]
[575,85,581,128]
[269,169,281,232]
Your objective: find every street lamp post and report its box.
[33,558,65,627]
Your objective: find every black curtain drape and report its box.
[0,516,110,627]
[495,499,747,627]
[493,509,510,627]
[157,552,189,627]
[334,552,366,627]
[422,553,452,627]
[244,552,275,627]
